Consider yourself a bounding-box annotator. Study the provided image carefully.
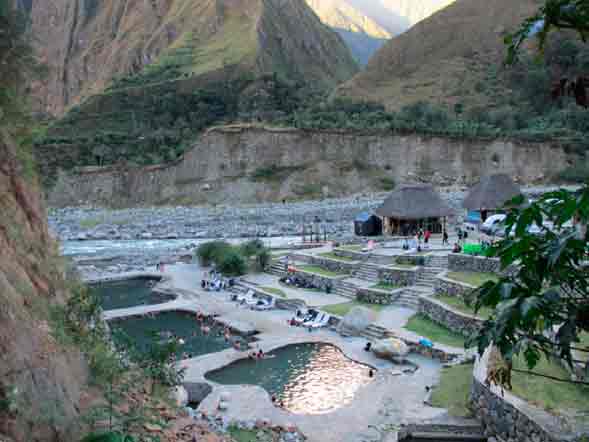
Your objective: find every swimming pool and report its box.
[110,311,252,359]
[205,343,374,415]
[90,278,172,310]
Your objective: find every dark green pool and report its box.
[110,311,250,359]
[91,278,171,310]
[205,343,373,415]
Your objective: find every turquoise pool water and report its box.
[206,343,373,415]
[110,311,251,359]
[91,278,171,310]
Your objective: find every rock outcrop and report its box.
[337,306,377,336]
[0,129,89,442]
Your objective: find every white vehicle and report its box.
[480,214,507,235]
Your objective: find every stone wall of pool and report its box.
[418,296,484,338]
[448,254,501,274]
[471,347,585,442]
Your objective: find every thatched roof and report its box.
[463,174,523,210]
[375,184,453,219]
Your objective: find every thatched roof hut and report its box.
[376,183,453,219]
[463,174,523,211]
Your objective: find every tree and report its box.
[470,185,589,384]
[506,0,589,64]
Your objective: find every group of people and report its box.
[402,228,434,251]
[201,270,233,291]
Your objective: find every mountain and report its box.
[304,0,455,63]
[336,0,539,110]
[29,0,358,116]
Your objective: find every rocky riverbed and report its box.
[49,185,573,243]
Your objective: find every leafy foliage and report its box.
[505,0,589,64]
[470,185,589,374]
[196,240,270,275]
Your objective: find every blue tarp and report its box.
[355,211,372,222]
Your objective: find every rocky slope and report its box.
[44,124,577,208]
[336,0,538,110]
[0,129,88,442]
[29,0,358,116]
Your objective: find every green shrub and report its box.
[378,177,396,191]
[196,241,231,266]
[217,249,247,276]
[239,239,265,258]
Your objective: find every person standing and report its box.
[424,229,431,247]
[442,230,449,245]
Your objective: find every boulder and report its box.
[372,338,410,362]
[172,385,189,407]
[336,306,376,336]
[183,382,213,406]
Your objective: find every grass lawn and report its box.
[338,244,363,251]
[318,252,355,262]
[431,363,474,417]
[404,314,466,348]
[371,282,399,291]
[322,301,386,317]
[393,262,416,269]
[299,265,345,277]
[579,332,589,363]
[228,427,259,442]
[447,271,498,287]
[436,294,493,319]
[511,354,589,413]
[260,287,287,298]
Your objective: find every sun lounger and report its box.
[310,314,330,329]
[235,289,255,303]
[304,312,324,327]
[253,297,275,311]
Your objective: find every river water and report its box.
[60,236,302,258]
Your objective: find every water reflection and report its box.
[206,343,373,415]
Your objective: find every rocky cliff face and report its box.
[30,0,357,116]
[45,125,577,208]
[0,130,88,442]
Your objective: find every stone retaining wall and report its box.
[471,347,584,442]
[289,270,345,293]
[434,274,476,300]
[356,287,401,305]
[395,254,431,266]
[378,267,416,287]
[418,296,484,337]
[448,253,501,273]
[289,253,356,274]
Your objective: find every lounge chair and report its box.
[253,297,275,311]
[235,289,255,303]
[310,314,331,329]
[304,312,324,327]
